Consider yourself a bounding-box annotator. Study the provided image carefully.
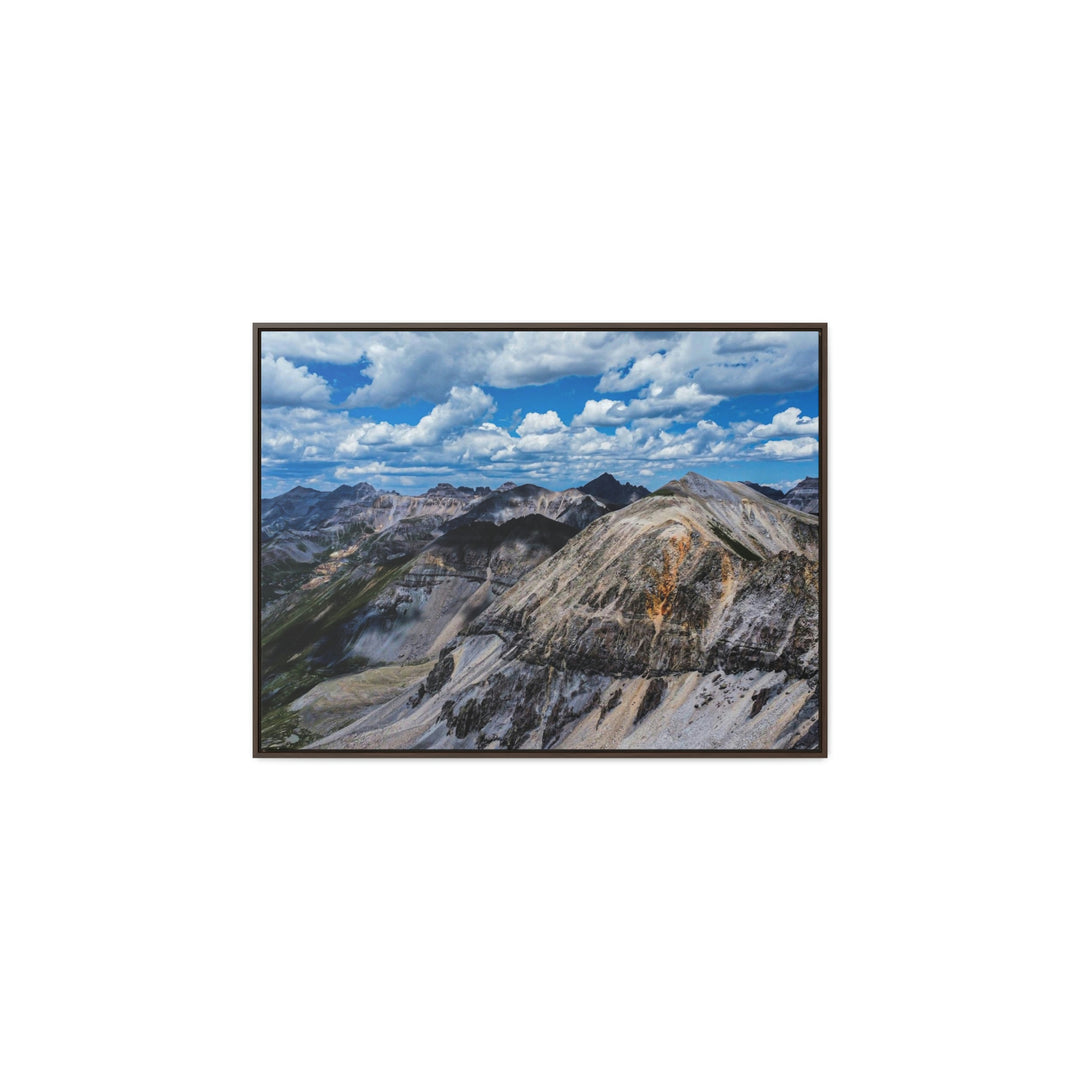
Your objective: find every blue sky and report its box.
[260,329,820,497]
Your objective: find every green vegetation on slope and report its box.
[262,556,413,659]
[707,520,763,562]
[259,555,415,718]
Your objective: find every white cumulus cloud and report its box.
[747,407,818,439]
[261,355,332,407]
[572,383,725,427]
[746,437,819,461]
[332,330,672,408]
[335,385,496,455]
[597,331,818,400]
[261,332,369,364]
[515,410,567,435]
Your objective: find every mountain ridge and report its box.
[260,471,821,752]
[288,476,819,752]
[779,477,819,514]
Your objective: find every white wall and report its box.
[5,3,1076,1078]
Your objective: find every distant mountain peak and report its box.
[580,472,650,508]
[779,477,819,515]
[740,481,785,501]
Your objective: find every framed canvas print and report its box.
[255,324,826,756]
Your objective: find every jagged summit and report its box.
[580,472,650,508]
[423,482,493,497]
[269,480,377,504]
[450,482,608,531]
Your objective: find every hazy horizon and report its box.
[265,469,818,499]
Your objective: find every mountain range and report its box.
[259,471,821,751]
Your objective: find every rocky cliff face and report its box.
[259,482,493,608]
[259,506,582,728]
[257,490,591,734]
[337,515,578,668]
[303,477,820,752]
[448,483,610,530]
[260,479,609,594]
[780,477,819,515]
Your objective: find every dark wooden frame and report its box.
[254,323,827,757]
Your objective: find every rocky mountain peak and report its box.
[779,477,819,515]
[659,473,743,502]
[580,472,651,507]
